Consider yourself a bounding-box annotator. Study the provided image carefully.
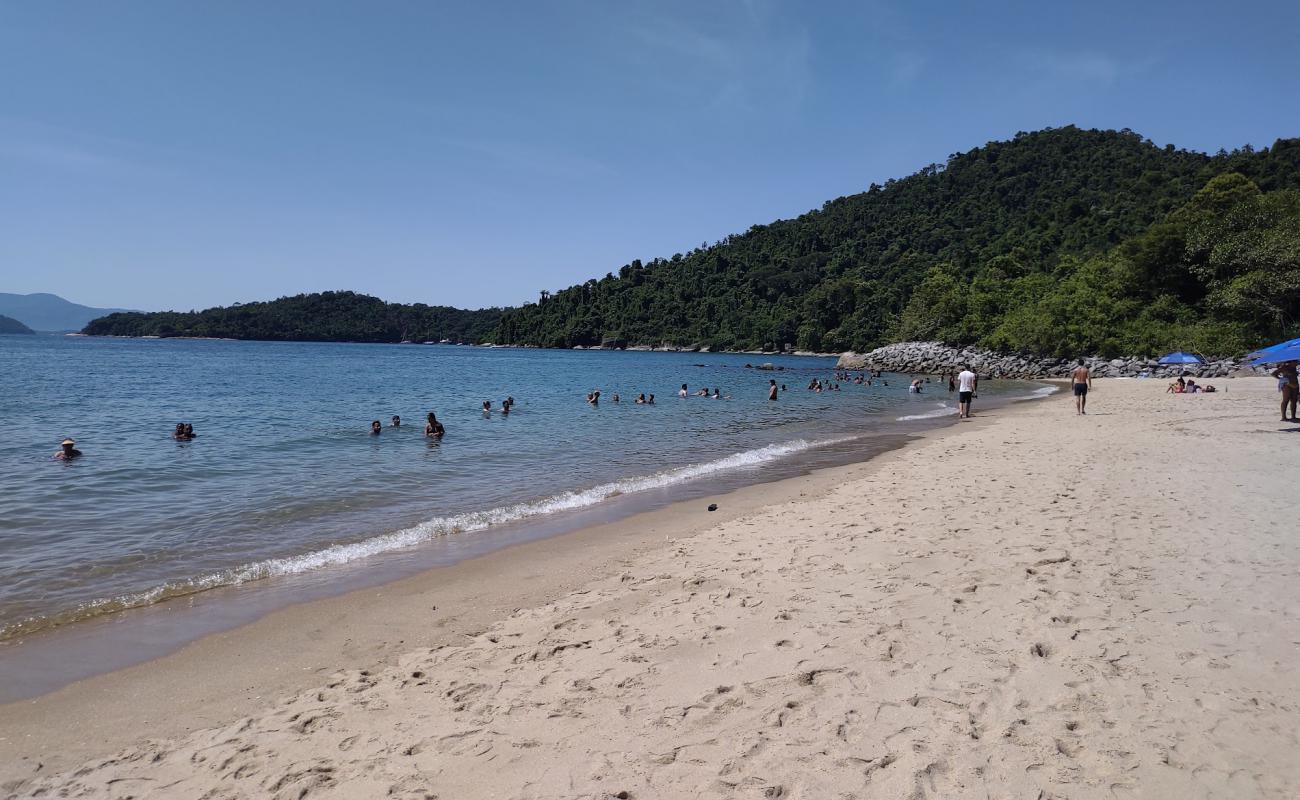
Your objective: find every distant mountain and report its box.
[0,293,134,332]
[0,314,35,334]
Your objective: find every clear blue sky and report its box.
[2,1,1297,312]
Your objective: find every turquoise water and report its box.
[0,334,1046,639]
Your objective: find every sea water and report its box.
[0,334,1046,640]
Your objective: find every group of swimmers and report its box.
[172,423,197,440]
[371,412,448,437]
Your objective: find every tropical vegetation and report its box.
[85,127,1300,357]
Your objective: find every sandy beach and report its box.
[2,377,1297,799]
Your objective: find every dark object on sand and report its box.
[707,503,718,512]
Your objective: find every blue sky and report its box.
[2,1,1297,311]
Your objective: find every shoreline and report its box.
[0,381,1047,696]
[0,402,995,780]
[7,377,1295,798]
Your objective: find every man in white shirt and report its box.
[957,366,978,419]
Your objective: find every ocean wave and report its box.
[896,403,954,421]
[1010,384,1059,401]
[1,435,856,640]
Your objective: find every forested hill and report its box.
[493,127,1300,356]
[83,292,503,344]
[0,314,35,334]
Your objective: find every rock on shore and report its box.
[835,341,1258,379]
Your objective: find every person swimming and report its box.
[612,393,620,403]
[425,412,445,437]
[173,422,187,440]
[391,415,401,427]
[647,394,655,404]
[679,384,688,398]
[482,400,492,415]
[501,400,510,415]
[54,437,82,460]
[636,393,646,404]
[588,390,601,405]
[712,388,721,399]
[183,422,196,439]
[371,420,382,435]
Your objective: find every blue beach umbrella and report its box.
[1250,342,1300,365]
[1157,351,1204,365]
[1247,336,1300,360]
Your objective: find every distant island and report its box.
[0,293,133,332]
[83,291,503,344]
[83,127,1300,357]
[0,314,35,335]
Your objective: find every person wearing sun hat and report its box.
[54,438,82,460]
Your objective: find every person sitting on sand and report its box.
[391,415,401,427]
[54,437,82,460]
[1167,376,1186,393]
[1185,379,1199,393]
[425,412,445,438]
[371,420,382,435]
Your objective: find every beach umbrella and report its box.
[1249,342,1300,365]
[1247,336,1300,360]
[1157,351,1204,365]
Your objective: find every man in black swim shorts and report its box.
[1071,360,1092,415]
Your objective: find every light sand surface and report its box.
[3,378,1297,799]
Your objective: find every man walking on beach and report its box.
[957,365,977,419]
[1071,359,1092,415]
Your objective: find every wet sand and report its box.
[3,377,1297,799]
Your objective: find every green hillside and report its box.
[83,291,503,344]
[492,127,1300,356]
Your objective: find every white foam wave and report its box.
[1010,384,1059,401]
[896,403,955,421]
[20,435,858,634]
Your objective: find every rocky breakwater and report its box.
[836,342,1255,379]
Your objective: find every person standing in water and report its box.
[54,438,82,460]
[679,384,688,398]
[1071,359,1093,415]
[425,412,445,437]
[370,420,382,435]
[391,415,401,427]
[956,366,978,419]
[482,400,492,415]
[768,379,778,401]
